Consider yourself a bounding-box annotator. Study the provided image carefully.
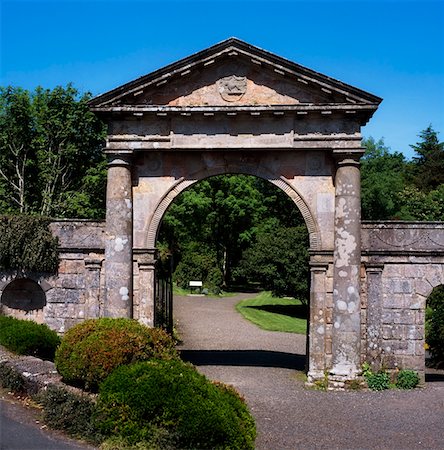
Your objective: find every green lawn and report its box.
[236,291,308,334]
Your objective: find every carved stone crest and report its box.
[217,75,247,102]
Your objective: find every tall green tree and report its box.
[236,225,309,302]
[361,137,408,220]
[158,175,307,290]
[0,85,107,218]
[0,87,36,213]
[410,125,444,191]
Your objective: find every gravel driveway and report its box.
[175,293,444,450]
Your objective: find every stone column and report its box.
[84,257,103,319]
[104,150,133,318]
[365,263,384,372]
[330,149,364,382]
[307,261,329,383]
[134,248,157,327]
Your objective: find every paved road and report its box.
[0,395,95,450]
[175,293,444,450]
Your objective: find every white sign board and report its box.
[189,281,203,287]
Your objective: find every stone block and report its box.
[383,294,404,309]
[400,355,423,371]
[47,289,81,304]
[415,310,425,325]
[414,279,434,298]
[390,279,412,294]
[405,325,423,340]
[64,260,84,274]
[404,265,425,278]
[382,325,403,340]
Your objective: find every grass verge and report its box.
[236,291,308,334]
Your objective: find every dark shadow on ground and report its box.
[425,371,444,382]
[243,304,308,319]
[180,349,306,370]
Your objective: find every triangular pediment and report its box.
[90,38,381,109]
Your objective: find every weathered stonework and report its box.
[1,39,443,389]
[0,221,105,333]
[361,222,444,382]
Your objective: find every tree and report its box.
[396,185,444,221]
[361,137,407,220]
[236,225,310,302]
[0,85,107,218]
[0,87,36,213]
[158,175,307,291]
[410,125,444,191]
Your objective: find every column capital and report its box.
[332,148,365,167]
[104,149,133,167]
[309,261,329,272]
[85,257,104,270]
[133,248,157,268]
[364,262,384,273]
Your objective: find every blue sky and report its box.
[1,0,443,159]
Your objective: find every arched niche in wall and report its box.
[1,278,46,311]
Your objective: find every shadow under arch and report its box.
[1,278,46,311]
[145,165,321,251]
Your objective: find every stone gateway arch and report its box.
[3,39,442,389]
[90,38,383,386]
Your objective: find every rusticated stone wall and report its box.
[0,221,105,333]
[0,220,443,383]
[361,222,444,381]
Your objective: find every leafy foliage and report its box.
[0,85,106,218]
[425,285,444,366]
[395,370,420,389]
[361,128,444,221]
[237,226,309,301]
[362,363,390,391]
[55,318,178,391]
[159,175,306,293]
[95,359,256,450]
[0,362,26,392]
[361,137,407,220]
[0,215,59,272]
[410,125,444,191]
[0,315,60,360]
[35,385,101,443]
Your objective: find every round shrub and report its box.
[95,359,256,450]
[395,369,420,389]
[55,318,177,391]
[0,315,60,360]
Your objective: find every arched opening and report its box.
[155,173,310,374]
[425,284,444,381]
[0,278,46,322]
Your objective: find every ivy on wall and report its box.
[0,216,59,272]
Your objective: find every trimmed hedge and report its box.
[95,359,256,450]
[0,315,60,360]
[55,318,178,391]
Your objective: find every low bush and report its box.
[55,318,177,391]
[95,359,256,450]
[395,369,420,389]
[34,385,101,443]
[0,362,25,392]
[362,363,390,391]
[0,315,60,360]
[365,371,390,391]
